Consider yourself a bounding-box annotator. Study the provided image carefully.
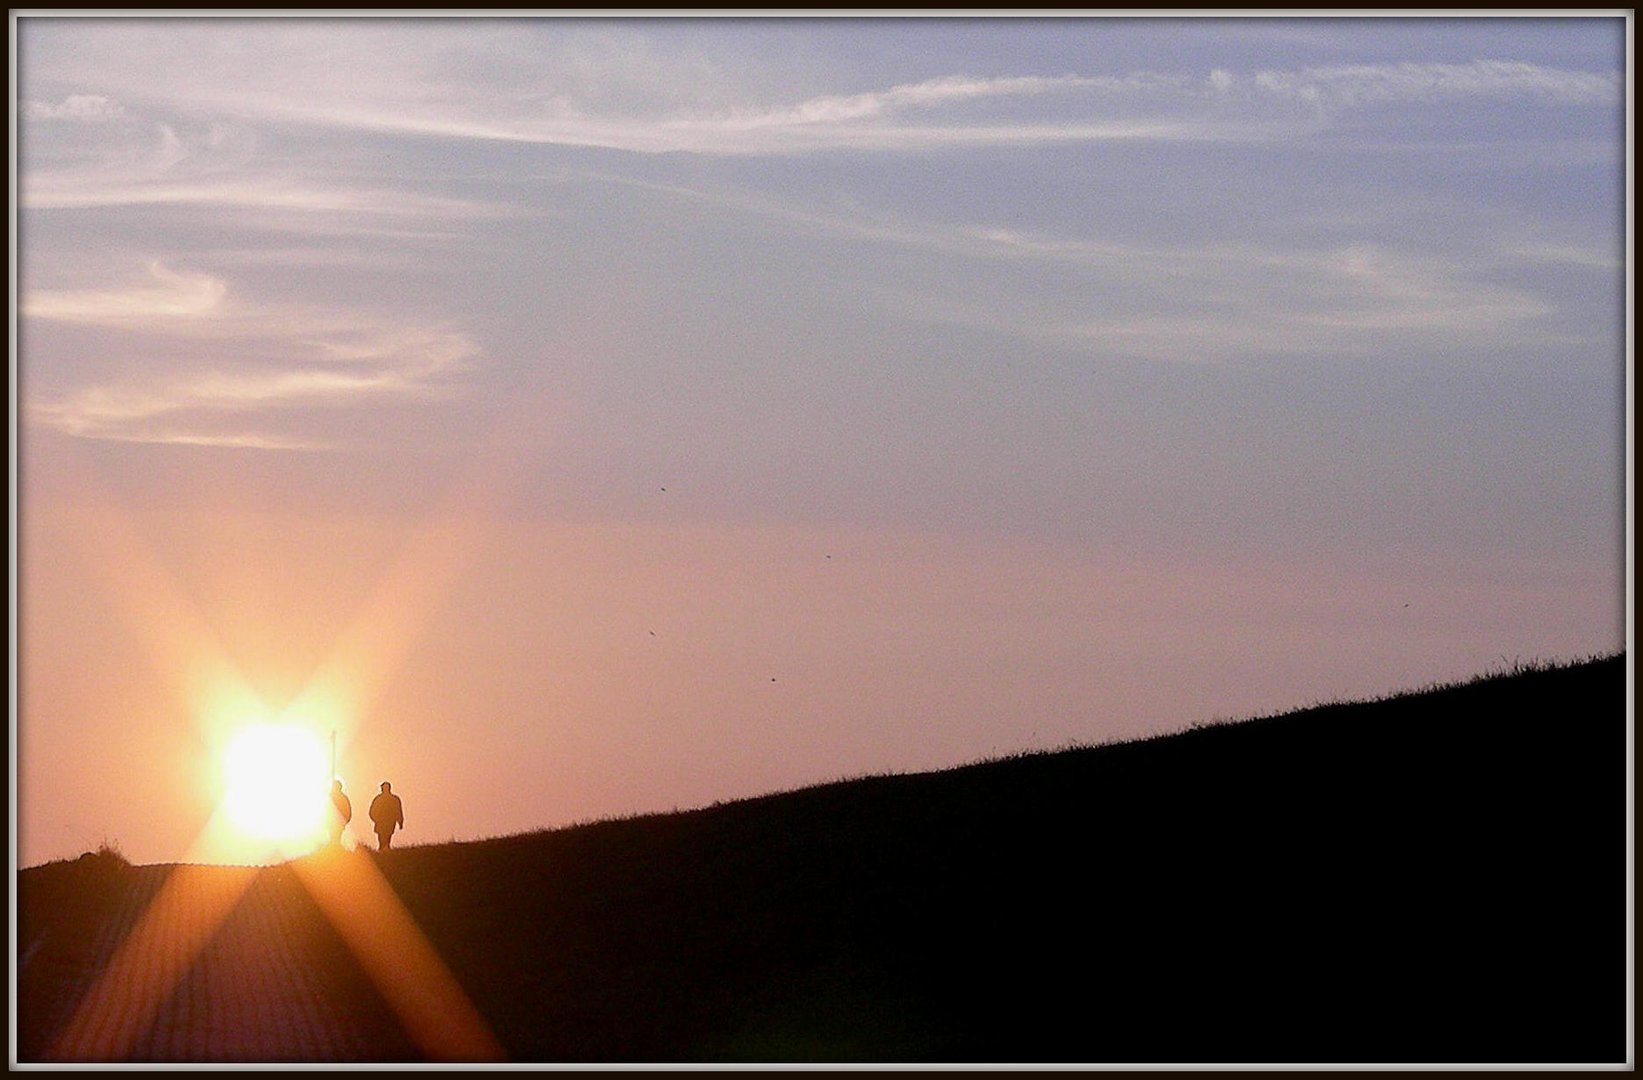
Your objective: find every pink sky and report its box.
[14,16,1629,867]
[20,422,1620,865]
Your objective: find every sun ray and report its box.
[37,396,545,1060]
[49,863,259,1061]
[281,397,547,743]
[291,850,506,1062]
[50,803,505,1061]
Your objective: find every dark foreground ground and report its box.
[18,654,1628,1064]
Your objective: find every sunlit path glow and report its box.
[49,865,258,1061]
[291,850,506,1062]
[48,847,504,1061]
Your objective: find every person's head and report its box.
[381,781,392,793]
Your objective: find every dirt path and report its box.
[44,861,408,1063]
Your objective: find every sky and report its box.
[12,15,1631,868]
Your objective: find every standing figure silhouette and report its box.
[328,779,352,848]
[369,781,404,852]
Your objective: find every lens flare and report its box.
[221,724,331,850]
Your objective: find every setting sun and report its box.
[220,724,332,851]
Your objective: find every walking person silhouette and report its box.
[369,781,404,852]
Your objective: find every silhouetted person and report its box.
[328,779,352,848]
[369,781,404,852]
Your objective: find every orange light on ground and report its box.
[292,850,506,1062]
[38,399,523,1061]
[49,864,259,1061]
[50,845,505,1062]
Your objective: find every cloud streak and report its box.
[856,218,1564,363]
[408,59,1604,154]
[26,262,480,450]
[22,174,498,216]
[24,261,229,323]
[560,170,1573,362]
[402,58,1618,154]
[916,241,1557,364]
[20,110,501,217]
[23,93,127,122]
[1248,60,1620,109]
[20,21,1619,159]
[707,74,1150,129]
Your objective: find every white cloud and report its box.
[151,124,190,171]
[24,406,330,451]
[213,57,1614,155]
[31,326,477,449]
[23,174,497,216]
[711,74,1127,130]
[22,139,499,215]
[25,263,481,450]
[273,66,1224,154]
[23,261,228,323]
[1507,241,1623,272]
[17,19,1620,160]
[1044,244,1556,362]
[1249,60,1620,109]
[22,93,126,122]
[550,169,1578,363]
[129,431,330,450]
[870,226,1560,364]
[20,110,501,218]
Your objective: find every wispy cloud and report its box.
[23,174,499,216]
[23,414,330,451]
[546,165,1583,364]
[24,261,228,323]
[294,58,1613,154]
[22,93,127,122]
[1507,240,1623,272]
[20,111,500,217]
[1248,60,1620,109]
[706,74,1155,129]
[22,19,1618,159]
[862,225,1559,363]
[239,68,1247,154]
[26,262,480,450]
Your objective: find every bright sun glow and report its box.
[221,724,332,851]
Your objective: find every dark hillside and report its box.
[373,654,1624,1063]
[18,655,1625,1063]
[15,847,134,1058]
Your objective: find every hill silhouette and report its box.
[18,654,1626,1064]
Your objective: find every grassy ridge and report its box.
[373,654,1624,1063]
[19,654,1626,1063]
